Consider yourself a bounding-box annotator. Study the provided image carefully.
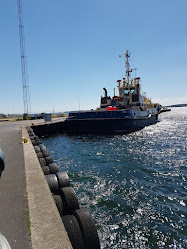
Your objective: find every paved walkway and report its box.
[0,122,31,249]
[0,118,66,249]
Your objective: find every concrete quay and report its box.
[0,118,72,249]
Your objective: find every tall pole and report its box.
[17,0,31,116]
[125,50,131,85]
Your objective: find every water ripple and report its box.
[42,107,187,248]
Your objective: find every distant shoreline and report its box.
[166,104,187,108]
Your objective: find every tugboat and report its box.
[66,51,160,134]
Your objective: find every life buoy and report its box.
[107,106,117,111]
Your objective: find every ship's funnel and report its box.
[103,88,107,98]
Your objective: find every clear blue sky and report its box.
[0,0,187,114]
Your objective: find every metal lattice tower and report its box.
[17,0,31,115]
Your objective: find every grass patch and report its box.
[24,191,31,235]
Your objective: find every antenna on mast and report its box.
[119,50,133,85]
[17,0,31,118]
[125,50,132,85]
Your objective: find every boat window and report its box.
[124,90,129,95]
[131,89,135,94]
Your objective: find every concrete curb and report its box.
[22,127,72,249]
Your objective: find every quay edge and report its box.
[22,127,72,249]
[31,120,66,136]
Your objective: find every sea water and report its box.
[42,107,187,248]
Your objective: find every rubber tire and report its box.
[30,135,35,140]
[27,127,33,133]
[45,174,59,192]
[36,139,42,145]
[48,163,59,174]
[28,131,34,136]
[60,187,79,214]
[42,149,49,157]
[53,195,64,216]
[45,156,53,165]
[62,215,84,249]
[39,144,46,150]
[34,146,41,153]
[56,172,70,188]
[39,158,46,167]
[42,166,50,175]
[74,209,100,249]
[36,152,43,158]
[31,140,37,146]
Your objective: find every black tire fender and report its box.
[42,149,50,157]
[42,166,50,175]
[28,131,34,136]
[34,146,41,153]
[73,208,100,249]
[45,156,53,165]
[27,127,33,133]
[45,174,59,192]
[62,215,84,249]
[53,195,64,216]
[39,158,46,167]
[48,163,59,174]
[31,140,37,146]
[39,144,46,151]
[60,187,79,214]
[36,140,42,145]
[56,172,70,188]
[36,152,43,158]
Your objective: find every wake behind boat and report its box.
[66,51,161,134]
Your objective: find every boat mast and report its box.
[125,50,132,85]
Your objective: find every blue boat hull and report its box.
[66,112,158,134]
